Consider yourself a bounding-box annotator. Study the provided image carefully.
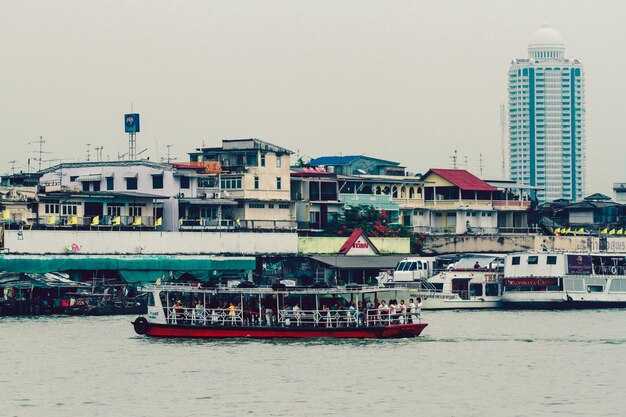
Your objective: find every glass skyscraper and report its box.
[508,23,585,203]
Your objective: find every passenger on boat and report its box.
[398,300,407,324]
[292,304,301,326]
[416,297,423,317]
[409,298,417,323]
[474,261,481,269]
[194,300,205,324]
[173,300,185,323]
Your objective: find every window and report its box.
[44,202,60,214]
[198,177,217,188]
[249,203,265,209]
[61,203,79,216]
[93,181,100,191]
[470,283,483,297]
[279,203,290,209]
[82,182,89,192]
[486,283,499,297]
[527,256,539,265]
[254,176,259,190]
[126,177,138,190]
[152,175,164,189]
[220,177,242,189]
[129,204,145,217]
[512,256,520,265]
[268,203,274,209]
[107,204,123,217]
[70,176,78,182]
[261,154,266,167]
[276,156,282,168]
[180,176,190,189]
[276,177,282,190]
[547,256,557,265]
[106,177,114,190]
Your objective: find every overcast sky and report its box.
[1,0,624,195]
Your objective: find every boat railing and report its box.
[161,306,422,328]
[165,307,244,326]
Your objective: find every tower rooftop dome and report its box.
[528,22,565,60]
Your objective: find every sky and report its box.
[0,0,624,195]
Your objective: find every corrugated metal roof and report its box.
[310,255,406,269]
[309,155,400,167]
[427,169,496,191]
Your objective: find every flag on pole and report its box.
[554,228,561,234]
[1,210,10,220]
[112,216,121,226]
[47,215,57,225]
[91,215,100,226]
[132,217,142,226]
[68,216,78,225]
[617,229,624,235]
[609,229,616,235]
[155,217,163,227]
[576,228,584,234]
[600,227,608,234]
[179,218,184,226]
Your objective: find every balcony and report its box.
[492,200,531,210]
[339,193,399,211]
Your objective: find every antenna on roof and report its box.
[479,153,485,176]
[86,143,91,162]
[29,136,51,172]
[8,160,16,175]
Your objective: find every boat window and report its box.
[396,262,406,271]
[417,261,423,270]
[563,278,584,292]
[408,262,417,271]
[148,292,155,307]
[431,283,444,291]
[527,256,539,265]
[485,283,499,296]
[470,283,483,297]
[511,256,520,265]
[587,285,604,293]
[547,256,557,265]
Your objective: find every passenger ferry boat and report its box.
[501,252,626,308]
[381,255,503,310]
[132,283,428,339]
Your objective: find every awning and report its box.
[150,170,165,176]
[103,172,113,177]
[123,172,138,178]
[184,199,238,205]
[0,255,256,283]
[75,175,102,182]
[310,255,407,269]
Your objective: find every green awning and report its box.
[0,255,256,283]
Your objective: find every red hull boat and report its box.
[133,319,428,339]
[133,283,428,340]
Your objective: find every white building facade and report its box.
[508,23,586,203]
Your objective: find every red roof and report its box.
[338,229,380,255]
[426,169,496,192]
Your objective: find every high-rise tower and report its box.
[508,23,585,203]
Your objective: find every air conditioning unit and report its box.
[177,193,185,198]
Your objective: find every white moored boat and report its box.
[380,255,504,310]
[501,252,626,308]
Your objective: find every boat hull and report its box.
[502,291,626,309]
[133,320,428,339]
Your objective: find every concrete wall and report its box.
[3,230,298,255]
[421,235,626,255]
[298,237,410,254]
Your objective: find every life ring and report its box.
[610,266,618,275]
[133,317,149,335]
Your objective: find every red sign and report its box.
[352,242,369,249]
[503,278,558,287]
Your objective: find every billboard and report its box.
[566,254,593,275]
[124,113,140,133]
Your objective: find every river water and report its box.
[1,309,625,417]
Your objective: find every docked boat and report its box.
[381,255,504,310]
[132,283,428,339]
[501,252,626,308]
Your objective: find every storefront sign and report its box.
[503,278,558,287]
[567,254,593,275]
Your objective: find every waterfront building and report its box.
[290,168,342,231]
[614,183,626,203]
[190,139,295,230]
[508,23,586,203]
[36,160,233,231]
[308,155,407,176]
